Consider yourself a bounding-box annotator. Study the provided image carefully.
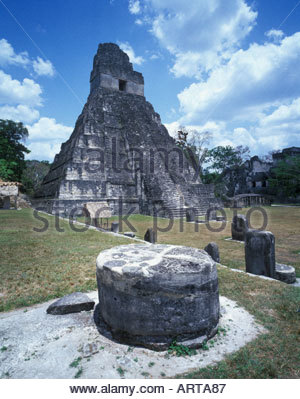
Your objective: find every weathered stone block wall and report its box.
[0,185,18,196]
[90,73,144,96]
[126,80,144,96]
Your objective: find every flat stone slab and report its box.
[224,238,244,243]
[96,244,219,349]
[47,292,95,315]
[123,232,136,238]
[0,292,265,379]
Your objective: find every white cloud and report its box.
[118,42,144,65]
[265,29,284,40]
[250,98,300,152]
[136,1,299,156]
[26,142,64,161]
[26,117,73,161]
[142,0,257,77]
[0,70,42,106]
[170,52,204,79]
[177,32,300,124]
[164,108,300,156]
[164,120,227,145]
[172,34,300,154]
[259,97,300,126]
[0,39,55,78]
[33,57,55,77]
[129,0,141,15]
[231,127,256,148]
[0,39,70,161]
[27,117,72,141]
[0,38,29,67]
[0,105,39,123]
[164,121,181,138]
[135,18,143,25]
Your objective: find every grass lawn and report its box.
[107,206,300,277]
[0,207,300,378]
[0,209,131,312]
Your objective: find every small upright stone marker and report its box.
[144,228,157,243]
[3,196,10,210]
[231,214,248,241]
[204,242,220,263]
[186,209,195,222]
[111,222,119,233]
[245,230,275,278]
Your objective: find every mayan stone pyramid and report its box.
[35,43,217,217]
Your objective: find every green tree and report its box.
[21,160,50,195]
[269,156,300,198]
[0,119,30,181]
[202,145,250,197]
[205,145,250,174]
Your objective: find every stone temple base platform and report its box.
[0,292,266,379]
[96,244,220,350]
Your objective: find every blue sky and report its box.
[0,0,300,161]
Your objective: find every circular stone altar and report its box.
[275,263,296,284]
[95,244,220,350]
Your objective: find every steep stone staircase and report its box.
[159,174,215,219]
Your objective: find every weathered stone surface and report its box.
[124,232,135,238]
[3,196,10,210]
[206,208,217,220]
[111,222,119,233]
[96,244,220,350]
[17,193,32,209]
[245,230,275,278]
[47,292,95,315]
[144,228,156,243]
[186,208,195,222]
[0,181,22,210]
[275,263,296,284]
[221,148,300,203]
[204,242,220,263]
[231,214,248,241]
[34,43,219,218]
[0,181,19,196]
[83,202,112,218]
[0,291,265,379]
[82,342,100,358]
